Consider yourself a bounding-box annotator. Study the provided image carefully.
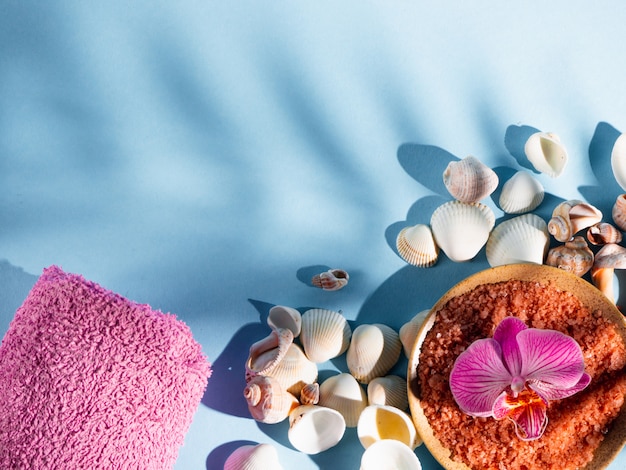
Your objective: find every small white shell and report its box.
[311,269,349,291]
[262,343,318,396]
[498,170,545,214]
[318,373,368,428]
[442,155,499,203]
[267,305,302,338]
[486,214,549,267]
[548,199,603,242]
[395,224,439,267]
[245,328,294,379]
[430,201,495,262]
[611,133,626,191]
[360,439,423,470]
[299,308,352,363]
[346,324,402,384]
[224,443,284,470]
[399,310,430,358]
[244,375,299,424]
[524,131,568,177]
[367,375,408,410]
[357,404,421,450]
[288,405,346,455]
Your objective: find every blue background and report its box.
[2,2,626,469]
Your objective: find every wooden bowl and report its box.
[407,263,626,470]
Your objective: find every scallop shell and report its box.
[587,222,623,246]
[548,199,603,242]
[367,375,408,410]
[442,155,499,203]
[318,373,368,428]
[430,201,495,262]
[485,213,549,267]
[262,343,318,396]
[611,133,626,191]
[299,308,352,363]
[498,170,545,214]
[288,405,346,455]
[360,439,423,470]
[612,194,626,231]
[311,268,349,291]
[299,382,320,405]
[245,328,294,380]
[545,236,594,277]
[399,310,430,358]
[524,131,568,177]
[244,375,299,424]
[267,305,302,338]
[395,224,439,267]
[224,443,284,470]
[357,404,421,450]
[346,323,402,384]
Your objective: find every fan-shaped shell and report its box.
[587,222,622,246]
[545,236,594,277]
[485,214,549,267]
[346,323,402,384]
[245,328,294,379]
[262,343,318,396]
[311,268,349,291]
[357,404,421,450]
[244,375,299,424]
[612,194,626,231]
[267,305,302,338]
[442,155,499,203]
[367,375,408,410]
[430,201,495,262]
[224,443,284,470]
[318,373,368,428]
[399,310,430,358]
[524,131,568,177]
[360,439,423,470]
[611,133,626,191]
[498,170,545,214]
[288,405,346,455]
[395,224,439,267]
[299,308,352,363]
[548,199,603,242]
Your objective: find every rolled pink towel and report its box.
[0,266,211,469]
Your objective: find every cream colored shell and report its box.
[399,310,430,358]
[318,373,368,428]
[524,131,568,177]
[442,155,499,203]
[346,323,402,384]
[485,213,549,267]
[224,443,284,470]
[288,405,346,455]
[357,404,421,450]
[267,305,302,338]
[367,375,408,410]
[498,170,544,214]
[360,439,423,470]
[396,224,439,267]
[244,374,299,424]
[261,343,318,396]
[300,308,352,363]
[548,199,603,242]
[245,328,294,380]
[611,133,626,191]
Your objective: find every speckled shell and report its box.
[311,269,349,291]
[367,375,408,411]
[548,199,603,242]
[299,382,320,406]
[498,170,545,214]
[245,328,294,379]
[346,323,402,384]
[300,308,352,363]
[612,194,626,232]
[524,131,568,177]
[485,214,549,267]
[442,155,499,203]
[399,310,430,358]
[357,404,421,450]
[262,343,318,396]
[545,236,594,277]
[244,375,299,424]
[430,200,496,262]
[267,305,302,338]
[360,439,423,470]
[224,443,284,470]
[288,405,346,455]
[395,224,439,267]
[318,373,368,428]
[611,133,626,191]
[587,222,623,246]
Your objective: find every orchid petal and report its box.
[493,389,548,441]
[528,372,591,401]
[493,316,527,377]
[450,338,511,417]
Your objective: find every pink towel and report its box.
[0,266,211,469]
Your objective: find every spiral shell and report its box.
[245,328,294,379]
[360,439,423,470]
[442,155,499,203]
[612,194,626,232]
[399,310,430,358]
[611,133,626,191]
[524,131,568,177]
[485,214,549,267]
[299,383,320,406]
[244,375,299,424]
[548,199,603,242]
[318,373,368,428]
[367,375,408,410]
[267,305,302,338]
[224,443,284,470]
[395,224,439,267]
[299,308,352,363]
[261,343,318,396]
[587,222,622,246]
[498,170,545,214]
[357,404,421,450]
[346,323,402,384]
[545,236,594,277]
[311,269,349,291]
[288,405,346,455]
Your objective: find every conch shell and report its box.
[524,131,568,177]
[244,375,299,424]
[245,328,294,380]
[311,269,349,291]
[548,199,603,242]
[587,222,622,246]
[442,155,499,203]
[545,236,594,277]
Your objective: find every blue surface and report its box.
[2,2,626,469]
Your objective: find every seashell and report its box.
[267,305,302,338]
[367,375,408,411]
[485,214,549,267]
[587,222,622,246]
[395,224,439,267]
[591,243,626,304]
[612,194,626,231]
[430,201,495,262]
[245,328,294,380]
[357,404,421,450]
[261,343,318,396]
[360,439,423,470]
[299,382,320,405]
[545,236,594,277]
[346,323,402,384]
[498,170,545,214]
[611,133,626,191]
[318,373,368,428]
[244,375,299,424]
[399,310,430,357]
[524,131,568,177]
[224,443,284,470]
[288,405,346,455]
[548,199,603,242]
[311,268,349,291]
[299,308,352,363]
[442,155,499,203]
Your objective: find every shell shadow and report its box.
[397,143,458,195]
[504,124,540,173]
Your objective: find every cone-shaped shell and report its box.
[244,375,299,424]
[430,201,495,262]
[611,133,626,191]
[587,222,622,246]
[262,343,318,396]
[357,404,421,450]
[224,443,284,470]
[288,405,346,454]
[300,308,352,363]
[360,439,423,470]
[299,382,320,405]
[267,305,302,338]
[498,170,545,214]
[245,328,294,379]
[346,323,402,384]
[399,310,430,358]
[524,131,568,177]
[311,269,349,291]
[318,373,368,428]
[486,214,549,267]
[367,375,408,410]
[442,155,499,203]
[548,199,603,242]
[396,224,439,267]
[612,194,626,232]
[545,236,594,277]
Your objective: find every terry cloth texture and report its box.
[0,266,211,469]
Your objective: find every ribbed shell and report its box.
[612,194,626,231]
[288,405,346,455]
[367,375,408,410]
[224,443,284,470]
[545,236,594,277]
[395,224,439,267]
[267,305,302,338]
[318,373,368,428]
[245,328,294,379]
[299,383,320,405]
[357,404,420,450]
[524,131,568,177]
[498,170,545,214]
[300,308,352,363]
[548,199,603,242]
[486,214,549,267]
[442,155,499,203]
[346,323,402,384]
[611,133,626,191]
[244,375,299,424]
[262,343,318,396]
[399,310,430,358]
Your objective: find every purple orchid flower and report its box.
[449,316,591,441]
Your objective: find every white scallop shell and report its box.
[524,131,568,177]
[442,155,499,203]
[224,443,284,470]
[399,310,430,358]
[486,214,549,267]
[244,375,299,424]
[263,343,318,396]
[611,133,626,191]
[360,439,423,470]
[430,201,495,262]
[288,405,346,455]
[299,308,352,363]
[357,404,421,450]
[318,373,368,428]
[395,224,439,267]
[498,170,545,214]
[367,375,408,410]
[267,305,302,338]
[346,323,402,384]
[245,328,294,379]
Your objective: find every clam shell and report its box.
[311,268,349,291]
[300,308,352,363]
[299,382,320,406]
[357,404,421,450]
[485,213,549,267]
[524,131,568,177]
[548,199,603,242]
[430,201,495,262]
[399,310,430,358]
[611,133,626,191]
[245,328,294,379]
[612,194,626,231]
[288,405,346,454]
[360,439,423,470]
[224,443,284,470]
[318,373,368,428]
[587,222,623,246]
[244,375,299,424]
[262,343,318,396]
[367,375,408,410]
[396,224,439,267]
[498,170,545,214]
[267,305,302,338]
[346,323,402,384]
[545,236,594,277]
[442,155,499,203]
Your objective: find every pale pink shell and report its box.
[442,155,499,203]
[244,375,299,424]
[311,269,349,291]
[612,194,626,232]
